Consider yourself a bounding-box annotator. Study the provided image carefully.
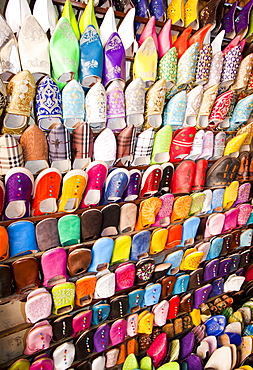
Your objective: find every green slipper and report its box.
[58,214,81,247]
[169,339,180,362]
[157,362,180,370]
[140,356,155,370]
[79,0,99,35]
[150,124,172,164]
[61,0,80,40]
[49,17,79,85]
[123,354,139,370]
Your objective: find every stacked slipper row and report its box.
[0,122,239,177]
[1,186,253,262]
[1,211,252,297]
[5,242,253,368]
[2,0,253,137]
[119,289,253,370]
[0,149,251,218]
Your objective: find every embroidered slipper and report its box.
[133,37,158,88]
[18,15,50,80]
[79,25,104,88]
[125,77,145,130]
[152,193,174,227]
[176,42,199,89]
[135,197,162,230]
[62,80,85,131]
[103,32,126,89]
[184,85,204,127]
[158,46,178,90]
[163,91,187,130]
[144,78,167,131]
[49,17,79,85]
[85,82,106,132]
[35,75,62,132]
[3,71,35,135]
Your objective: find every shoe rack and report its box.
[0,1,252,369]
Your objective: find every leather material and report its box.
[24,320,52,355]
[88,237,114,272]
[75,330,94,361]
[49,17,79,84]
[130,230,151,260]
[170,127,196,163]
[142,282,162,307]
[101,203,120,236]
[138,16,159,50]
[103,32,126,87]
[128,288,145,313]
[79,25,103,88]
[94,324,110,353]
[36,218,60,252]
[222,208,239,232]
[192,159,208,191]
[72,310,92,337]
[8,220,38,257]
[81,209,103,241]
[0,226,9,261]
[166,224,182,249]
[67,248,91,277]
[193,284,212,309]
[52,314,73,342]
[4,167,34,221]
[110,319,127,345]
[204,213,225,238]
[135,256,155,285]
[52,282,75,315]
[205,157,240,188]
[92,302,110,325]
[203,259,219,281]
[41,247,68,287]
[108,295,128,320]
[25,287,52,324]
[147,333,167,367]
[161,275,177,298]
[171,160,196,194]
[12,257,40,294]
[171,195,192,222]
[58,214,80,247]
[0,264,12,297]
[157,19,172,58]
[173,27,192,58]
[115,263,135,291]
